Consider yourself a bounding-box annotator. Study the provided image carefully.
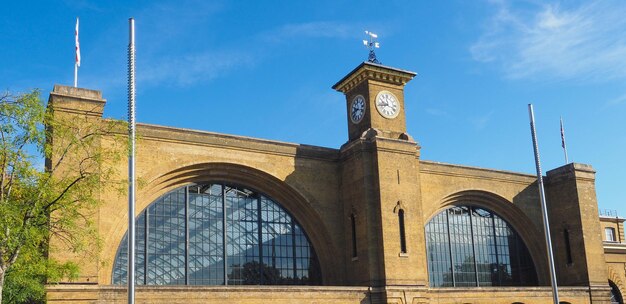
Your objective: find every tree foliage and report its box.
[3,250,77,303]
[0,89,121,303]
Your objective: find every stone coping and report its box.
[604,242,626,253]
[48,284,371,292]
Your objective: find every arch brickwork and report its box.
[101,162,340,285]
[608,266,626,302]
[427,189,549,285]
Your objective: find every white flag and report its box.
[75,18,80,67]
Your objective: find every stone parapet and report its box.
[47,285,609,304]
[48,285,371,304]
[48,85,106,117]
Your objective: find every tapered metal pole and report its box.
[127,17,136,304]
[74,17,80,88]
[74,64,78,88]
[528,104,559,304]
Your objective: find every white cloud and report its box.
[469,110,494,130]
[425,108,449,117]
[137,21,353,87]
[62,0,105,12]
[471,1,626,82]
[604,92,626,108]
[139,50,253,86]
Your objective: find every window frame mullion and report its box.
[468,207,479,287]
[222,184,228,285]
[257,195,263,285]
[491,212,500,286]
[445,210,455,287]
[144,209,149,285]
[185,186,190,285]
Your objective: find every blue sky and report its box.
[2,0,625,216]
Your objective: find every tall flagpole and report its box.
[560,116,569,164]
[74,17,80,88]
[528,104,560,304]
[127,18,136,304]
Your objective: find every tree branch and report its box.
[43,174,86,212]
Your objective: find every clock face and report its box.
[375,91,400,119]
[350,95,366,124]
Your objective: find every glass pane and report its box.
[226,187,260,285]
[606,228,616,242]
[425,212,453,287]
[494,215,513,285]
[111,212,146,285]
[448,207,476,287]
[188,189,224,285]
[147,188,186,285]
[471,208,494,286]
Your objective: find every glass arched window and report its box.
[425,205,537,287]
[112,183,321,286]
[610,280,624,304]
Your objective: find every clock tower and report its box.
[332,61,416,142]
[334,59,428,297]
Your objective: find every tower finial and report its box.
[363,31,381,64]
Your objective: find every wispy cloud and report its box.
[469,110,494,130]
[137,1,224,46]
[82,0,227,91]
[137,20,353,87]
[425,108,449,117]
[62,0,105,12]
[470,1,626,82]
[139,50,253,86]
[84,0,354,89]
[604,92,626,108]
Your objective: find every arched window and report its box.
[425,205,537,287]
[610,280,624,304]
[112,183,321,286]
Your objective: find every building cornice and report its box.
[105,120,341,162]
[420,160,537,185]
[332,62,416,93]
[604,242,626,254]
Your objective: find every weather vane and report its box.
[363,31,381,64]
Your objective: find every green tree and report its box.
[0,89,120,303]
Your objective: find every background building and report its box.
[599,210,626,303]
[46,61,626,303]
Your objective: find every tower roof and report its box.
[332,62,416,93]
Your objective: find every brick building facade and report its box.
[46,61,625,303]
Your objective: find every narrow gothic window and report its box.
[564,229,573,265]
[399,209,407,254]
[351,213,357,258]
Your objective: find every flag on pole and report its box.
[560,116,569,164]
[75,18,80,67]
[560,117,566,149]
